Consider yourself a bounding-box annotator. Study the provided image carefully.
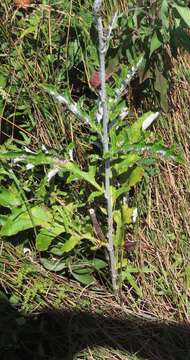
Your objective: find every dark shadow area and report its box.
[0,298,190,360]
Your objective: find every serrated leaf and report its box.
[0,150,26,160]
[62,162,103,192]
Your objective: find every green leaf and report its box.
[172,27,190,52]
[113,166,143,204]
[112,153,140,176]
[53,205,73,233]
[122,204,135,225]
[60,232,95,253]
[9,294,20,306]
[36,224,65,251]
[72,259,107,275]
[126,112,153,145]
[68,40,80,67]
[154,67,168,112]
[90,258,107,270]
[0,73,7,88]
[0,149,53,166]
[127,166,144,187]
[161,0,169,31]
[40,258,66,272]
[173,4,190,28]
[185,265,190,289]
[88,189,103,203]
[0,186,22,208]
[72,266,94,274]
[61,234,82,253]
[122,270,142,297]
[1,206,51,236]
[113,209,123,247]
[0,150,27,160]
[0,215,7,227]
[62,162,103,192]
[0,150,102,191]
[112,184,130,204]
[72,272,95,285]
[0,290,9,302]
[150,32,162,56]
[50,244,66,256]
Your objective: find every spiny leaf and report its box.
[61,162,103,192]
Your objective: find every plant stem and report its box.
[93,0,117,294]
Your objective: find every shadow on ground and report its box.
[0,298,190,360]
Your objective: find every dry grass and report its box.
[1,241,190,360]
[130,52,190,322]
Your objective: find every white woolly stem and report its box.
[105,11,118,52]
[115,57,143,98]
[48,90,90,124]
[93,0,117,294]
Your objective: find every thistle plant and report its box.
[93,0,117,292]
[0,0,179,296]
